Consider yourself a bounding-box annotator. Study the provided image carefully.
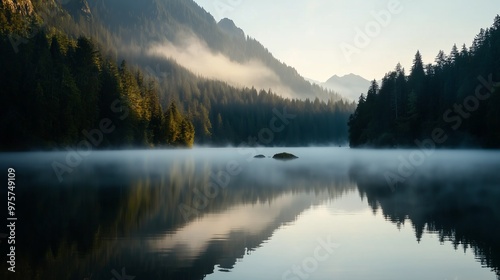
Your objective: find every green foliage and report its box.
[0,0,356,150]
[163,101,194,147]
[165,77,355,146]
[348,15,500,148]
[0,30,194,149]
[0,0,35,35]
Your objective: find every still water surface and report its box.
[0,148,499,280]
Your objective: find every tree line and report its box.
[349,15,500,148]
[0,30,195,150]
[0,3,355,150]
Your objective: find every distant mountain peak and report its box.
[323,73,371,101]
[218,18,235,25]
[326,73,367,83]
[218,18,245,39]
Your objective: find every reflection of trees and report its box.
[3,154,499,280]
[0,157,356,280]
[349,164,500,279]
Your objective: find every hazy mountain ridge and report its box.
[0,0,355,149]
[3,0,343,101]
[76,0,342,101]
[322,73,372,101]
[218,18,245,39]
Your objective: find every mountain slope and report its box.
[0,0,34,34]
[323,73,372,101]
[1,0,33,14]
[0,0,356,149]
[61,0,92,21]
[80,0,340,101]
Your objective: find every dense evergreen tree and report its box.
[164,101,194,147]
[349,15,500,148]
[0,2,355,150]
[0,28,197,149]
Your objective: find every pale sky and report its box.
[194,0,499,82]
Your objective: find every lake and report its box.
[0,147,499,280]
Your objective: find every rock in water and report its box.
[272,153,298,160]
[254,154,266,158]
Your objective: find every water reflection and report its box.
[349,152,500,278]
[0,148,499,279]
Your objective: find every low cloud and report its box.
[146,33,296,98]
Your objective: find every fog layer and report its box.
[146,33,296,99]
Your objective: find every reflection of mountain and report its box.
[2,149,500,279]
[0,151,355,280]
[143,192,330,279]
[349,164,500,279]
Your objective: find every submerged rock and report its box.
[254,154,266,158]
[272,152,298,160]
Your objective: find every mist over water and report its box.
[0,148,499,279]
[4,148,499,187]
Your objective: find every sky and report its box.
[194,0,499,82]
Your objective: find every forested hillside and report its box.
[0,32,195,149]
[83,0,339,101]
[19,0,339,101]
[0,0,355,150]
[348,15,500,148]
